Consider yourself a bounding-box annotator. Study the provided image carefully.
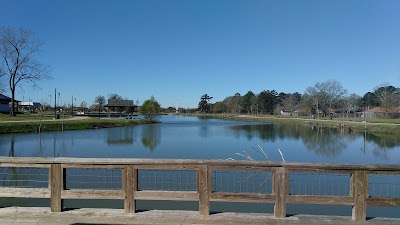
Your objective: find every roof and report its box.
[105,99,134,107]
[365,107,400,113]
[19,102,42,107]
[0,94,11,101]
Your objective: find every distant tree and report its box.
[342,93,362,117]
[361,92,379,109]
[0,27,51,116]
[108,93,123,101]
[251,94,259,115]
[198,94,213,113]
[373,85,399,115]
[280,92,302,114]
[303,80,347,117]
[257,90,279,115]
[140,96,161,121]
[167,106,175,113]
[80,101,87,112]
[303,86,321,118]
[212,101,227,114]
[316,80,347,114]
[223,93,243,114]
[243,91,255,114]
[94,95,105,114]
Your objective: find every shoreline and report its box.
[0,117,155,134]
[190,113,400,135]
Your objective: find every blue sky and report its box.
[1,0,399,108]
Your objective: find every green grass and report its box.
[0,112,62,121]
[0,118,153,134]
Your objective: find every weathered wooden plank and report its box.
[61,164,124,169]
[273,167,288,218]
[211,192,275,203]
[136,165,198,170]
[0,188,50,198]
[134,191,199,201]
[198,165,210,216]
[0,163,51,168]
[287,195,353,205]
[50,164,62,212]
[288,168,355,174]
[210,165,273,172]
[352,171,368,221]
[368,171,400,175]
[367,197,400,207]
[133,167,138,192]
[2,157,400,172]
[62,189,123,199]
[123,165,135,213]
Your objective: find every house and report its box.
[280,109,299,117]
[104,98,136,113]
[18,101,42,112]
[362,107,400,119]
[0,94,11,113]
[280,110,292,116]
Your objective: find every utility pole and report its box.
[71,96,75,116]
[54,88,57,119]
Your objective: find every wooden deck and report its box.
[0,207,399,225]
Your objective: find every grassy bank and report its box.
[193,113,400,135]
[0,118,153,134]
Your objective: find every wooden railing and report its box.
[1,157,400,221]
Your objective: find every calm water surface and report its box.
[1,115,399,218]
[1,115,400,164]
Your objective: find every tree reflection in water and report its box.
[141,124,161,151]
[228,123,400,158]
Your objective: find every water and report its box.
[0,115,399,217]
[1,115,399,163]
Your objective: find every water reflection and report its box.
[199,126,208,138]
[107,127,135,145]
[301,125,347,157]
[141,124,161,151]
[9,136,15,157]
[227,123,400,158]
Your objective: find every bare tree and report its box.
[315,80,347,114]
[303,80,347,118]
[373,84,399,116]
[303,86,321,119]
[0,27,51,116]
[94,95,106,114]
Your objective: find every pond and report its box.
[1,115,400,164]
[0,115,399,218]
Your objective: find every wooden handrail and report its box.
[0,157,399,222]
[1,157,400,171]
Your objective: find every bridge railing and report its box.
[1,157,400,221]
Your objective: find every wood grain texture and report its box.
[352,171,368,221]
[50,164,62,212]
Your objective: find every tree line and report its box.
[199,80,400,118]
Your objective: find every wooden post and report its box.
[273,167,288,218]
[50,164,62,212]
[123,165,135,214]
[352,171,368,221]
[198,165,210,216]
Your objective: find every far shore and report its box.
[190,113,400,135]
[1,113,400,135]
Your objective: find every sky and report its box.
[0,0,399,108]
